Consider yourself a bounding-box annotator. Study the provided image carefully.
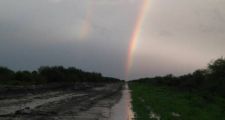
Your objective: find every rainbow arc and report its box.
[125,0,150,79]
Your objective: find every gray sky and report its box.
[0,0,225,80]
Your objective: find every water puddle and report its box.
[149,111,161,120]
[171,112,181,117]
[109,84,134,120]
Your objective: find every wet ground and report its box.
[109,84,134,120]
[0,83,126,120]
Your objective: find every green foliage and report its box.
[208,57,225,77]
[0,66,121,85]
[129,58,225,120]
[129,83,225,120]
[0,67,15,84]
[130,58,225,97]
[14,71,34,85]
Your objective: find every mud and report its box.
[0,83,123,120]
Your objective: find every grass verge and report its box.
[129,83,225,120]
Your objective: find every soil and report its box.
[0,83,123,120]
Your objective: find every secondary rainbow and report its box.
[125,0,150,79]
[79,1,95,40]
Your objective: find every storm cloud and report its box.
[0,0,225,80]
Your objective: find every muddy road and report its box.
[0,83,124,120]
[109,84,134,120]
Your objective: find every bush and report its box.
[0,66,122,85]
[130,57,225,97]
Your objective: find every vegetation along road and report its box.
[1,58,225,120]
[129,58,225,120]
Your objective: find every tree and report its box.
[207,58,225,96]
[0,67,14,84]
[208,57,225,78]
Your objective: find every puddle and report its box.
[171,112,181,117]
[109,84,134,120]
[149,111,161,120]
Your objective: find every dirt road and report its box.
[0,83,123,120]
[109,84,134,120]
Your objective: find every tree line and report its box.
[0,66,122,85]
[130,58,225,97]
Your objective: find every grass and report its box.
[129,83,225,120]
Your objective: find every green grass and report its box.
[129,83,225,120]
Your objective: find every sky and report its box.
[0,0,225,80]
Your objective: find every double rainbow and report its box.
[78,0,150,80]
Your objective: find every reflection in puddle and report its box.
[149,111,161,120]
[171,112,181,117]
[110,84,134,120]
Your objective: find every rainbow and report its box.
[79,1,95,40]
[125,0,150,79]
